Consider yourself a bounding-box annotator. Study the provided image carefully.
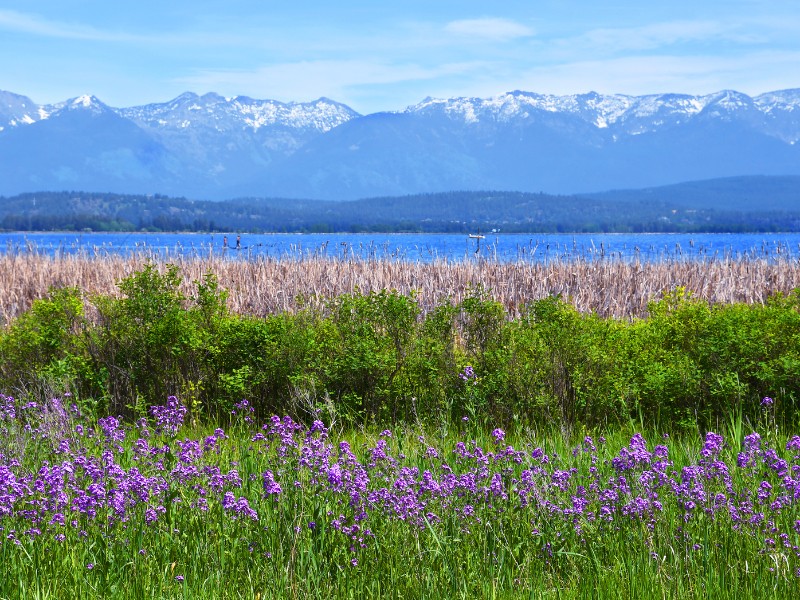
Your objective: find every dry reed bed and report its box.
[1,253,799,325]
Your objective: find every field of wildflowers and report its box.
[2,393,799,598]
[1,261,799,597]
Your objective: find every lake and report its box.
[2,231,800,263]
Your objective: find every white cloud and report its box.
[0,9,244,47]
[176,59,490,106]
[444,18,534,41]
[0,9,139,42]
[513,51,800,97]
[141,48,800,113]
[550,18,781,59]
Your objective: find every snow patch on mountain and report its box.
[755,89,800,112]
[117,93,360,134]
[0,90,47,129]
[1,86,799,200]
[404,89,800,138]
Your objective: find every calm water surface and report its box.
[2,232,800,263]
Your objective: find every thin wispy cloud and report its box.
[1,2,797,113]
[556,19,776,57]
[0,9,141,42]
[444,18,534,41]
[515,51,800,97]
[0,9,248,48]
[177,59,491,105]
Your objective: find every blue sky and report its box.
[1,1,798,114]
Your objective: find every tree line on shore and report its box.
[2,179,800,233]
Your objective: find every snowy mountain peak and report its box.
[61,94,108,111]
[701,90,754,111]
[39,94,112,119]
[407,90,638,127]
[0,85,800,199]
[116,92,360,134]
[1,86,799,200]
[73,94,97,108]
[402,89,800,137]
[0,90,41,130]
[755,89,800,111]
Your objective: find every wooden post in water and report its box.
[468,232,486,255]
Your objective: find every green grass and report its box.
[1,398,798,599]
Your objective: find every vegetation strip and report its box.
[1,395,798,598]
[4,179,800,233]
[1,263,799,430]
[1,253,799,325]
[2,260,800,596]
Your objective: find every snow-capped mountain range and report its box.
[410,89,800,143]
[0,91,357,133]
[1,88,799,200]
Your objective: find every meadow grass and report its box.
[1,252,799,326]
[2,252,799,597]
[1,395,798,599]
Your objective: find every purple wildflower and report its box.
[262,470,282,496]
[701,432,725,460]
[98,416,126,445]
[149,396,187,436]
[0,394,15,420]
[231,399,254,423]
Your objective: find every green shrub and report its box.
[0,286,85,398]
[85,264,227,417]
[308,290,421,424]
[1,265,798,430]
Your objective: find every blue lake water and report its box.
[2,231,800,263]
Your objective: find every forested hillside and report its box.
[1,176,799,233]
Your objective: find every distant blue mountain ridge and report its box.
[0,88,798,200]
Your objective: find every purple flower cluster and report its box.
[0,394,15,421]
[149,396,187,436]
[231,399,255,424]
[1,394,799,577]
[0,397,244,534]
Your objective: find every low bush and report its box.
[1,264,798,431]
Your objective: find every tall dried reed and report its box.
[1,252,799,325]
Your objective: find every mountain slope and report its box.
[0,96,183,194]
[0,88,798,199]
[0,90,44,131]
[258,90,800,199]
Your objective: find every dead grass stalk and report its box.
[1,253,798,325]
